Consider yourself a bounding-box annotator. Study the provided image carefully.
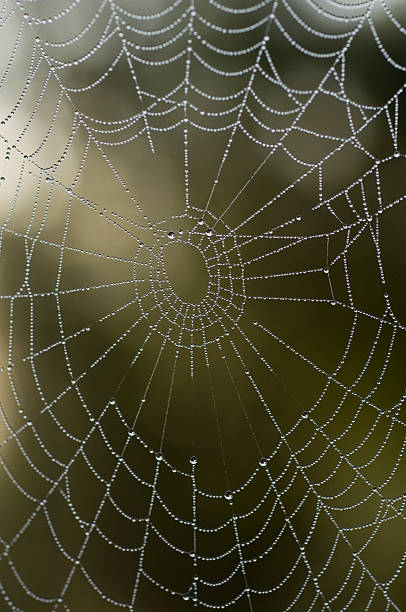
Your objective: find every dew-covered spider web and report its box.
[1,0,406,610]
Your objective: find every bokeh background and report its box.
[1,0,406,610]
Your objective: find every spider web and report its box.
[0,0,406,610]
